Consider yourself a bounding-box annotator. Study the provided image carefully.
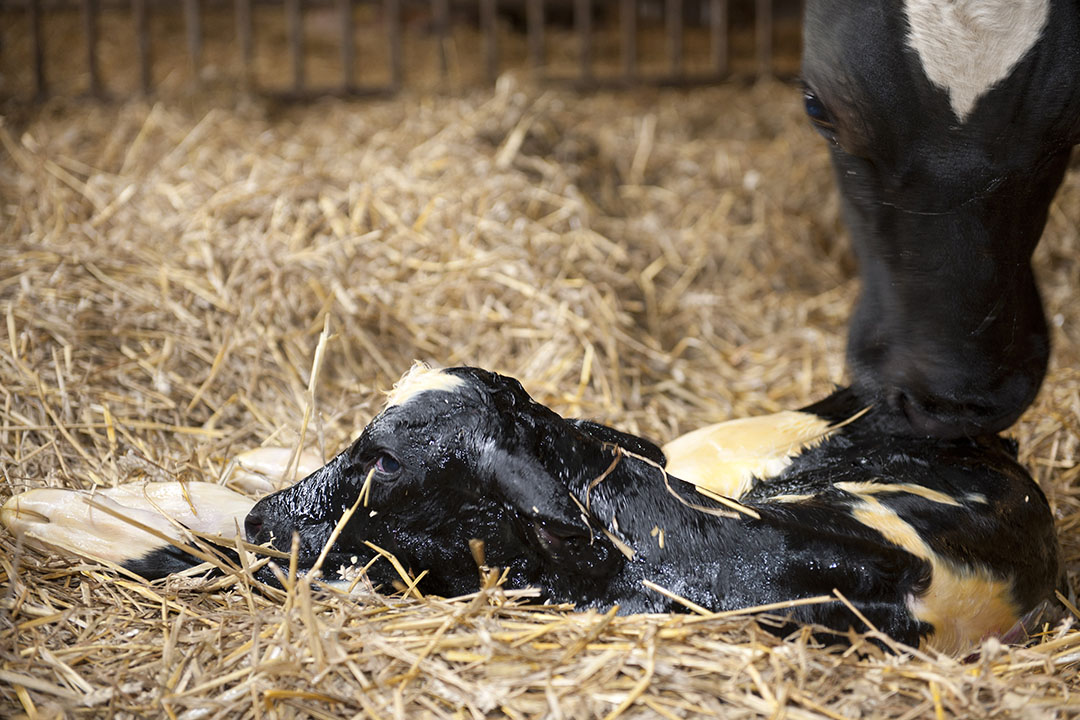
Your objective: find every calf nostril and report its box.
[244,511,264,542]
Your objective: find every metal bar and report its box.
[666,0,683,73]
[29,0,45,98]
[82,0,102,97]
[480,0,497,83]
[710,0,727,75]
[433,0,449,80]
[286,0,303,91]
[132,0,151,95]
[575,0,591,82]
[184,0,202,86]
[526,0,543,71]
[235,0,253,89]
[620,0,635,80]
[756,0,772,76]
[546,70,730,90]
[339,0,354,89]
[262,84,396,103]
[386,0,402,90]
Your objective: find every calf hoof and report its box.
[2,482,254,577]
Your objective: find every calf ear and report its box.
[567,419,666,467]
[485,447,591,534]
[484,446,622,577]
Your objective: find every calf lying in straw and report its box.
[2,365,1060,653]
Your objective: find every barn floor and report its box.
[2,77,1080,718]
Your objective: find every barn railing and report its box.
[0,0,800,102]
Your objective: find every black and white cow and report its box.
[4,365,1060,653]
[802,0,1080,438]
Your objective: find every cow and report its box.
[3,365,1060,653]
[801,0,1080,438]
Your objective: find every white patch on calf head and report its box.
[384,362,466,408]
[904,0,1049,122]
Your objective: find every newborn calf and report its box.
[3,365,1059,653]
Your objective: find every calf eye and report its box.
[802,88,838,142]
[374,454,401,475]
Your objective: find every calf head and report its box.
[802,0,1080,437]
[244,366,662,601]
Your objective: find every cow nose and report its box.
[244,509,265,543]
[875,363,1040,438]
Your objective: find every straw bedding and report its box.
[2,76,1080,718]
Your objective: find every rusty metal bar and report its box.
[575,0,591,82]
[542,71,730,90]
[82,0,102,97]
[286,0,303,91]
[386,0,402,90]
[480,0,497,83]
[433,0,449,80]
[620,0,635,80]
[184,0,202,86]
[132,0,151,95]
[29,0,45,98]
[263,85,396,103]
[756,0,772,76]
[339,0,354,89]
[710,0,727,75]
[526,0,543,71]
[666,0,683,73]
[236,0,253,89]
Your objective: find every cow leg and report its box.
[2,482,254,579]
[228,447,326,495]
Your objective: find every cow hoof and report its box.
[227,447,325,495]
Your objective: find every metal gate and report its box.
[1,0,802,101]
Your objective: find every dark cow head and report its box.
[802,0,1080,437]
[243,365,663,600]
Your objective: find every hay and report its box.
[1,75,1079,718]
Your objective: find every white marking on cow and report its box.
[834,481,962,507]
[848,494,1018,654]
[904,0,1049,121]
[662,410,836,500]
[384,362,465,408]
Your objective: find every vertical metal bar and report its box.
[620,0,635,81]
[286,0,303,91]
[479,0,497,83]
[710,0,727,76]
[132,0,151,96]
[82,0,102,97]
[575,0,591,82]
[339,0,354,89]
[526,0,543,71]
[236,0,253,89]
[29,0,45,98]
[386,0,402,90]
[184,0,202,86]
[756,0,772,76]
[666,0,683,74]
[433,0,449,80]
